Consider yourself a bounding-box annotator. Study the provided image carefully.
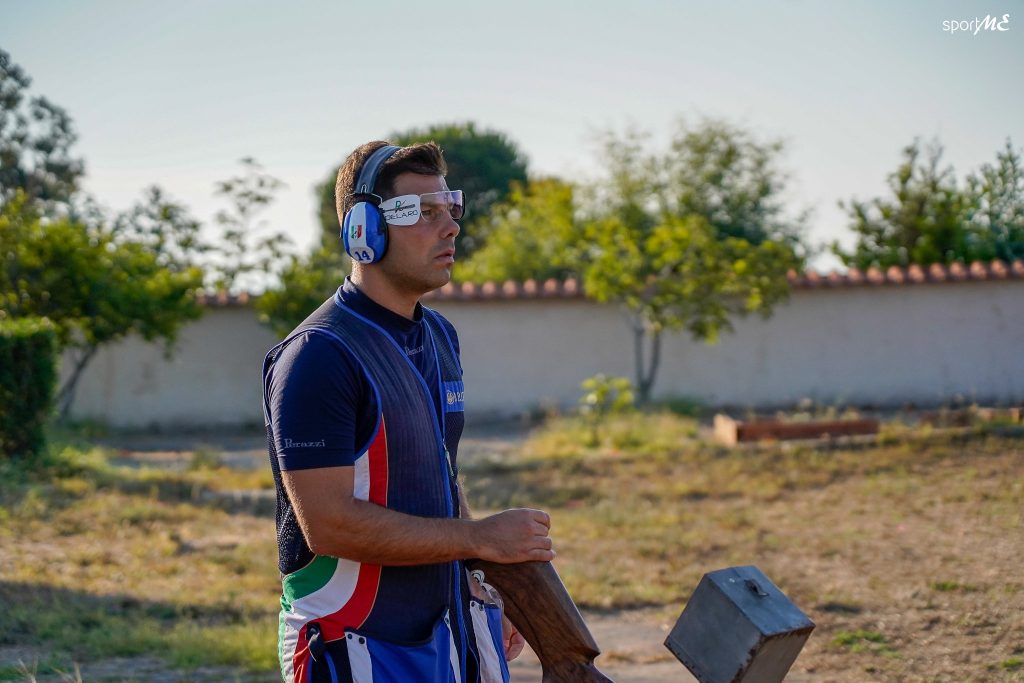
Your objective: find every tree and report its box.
[210,157,293,293]
[965,139,1024,262]
[834,138,1024,268]
[834,139,971,269]
[578,120,806,403]
[0,48,85,210]
[660,120,806,247]
[0,193,204,417]
[314,122,529,257]
[457,178,577,283]
[255,244,348,338]
[259,168,350,337]
[113,185,213,273]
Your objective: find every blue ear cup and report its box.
[342,200,388,264]
[341,145,401,264]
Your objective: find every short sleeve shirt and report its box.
[265,277,461,473]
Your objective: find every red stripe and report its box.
[368,413,389,506]
[319,562,382,640]
[314,414,390,642]
[291,631,309,683]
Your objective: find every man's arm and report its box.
[282,466,554,565]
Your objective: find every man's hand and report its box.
[472,508,554,563]
[503,615,526,660]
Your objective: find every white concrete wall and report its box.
[65,307,281,429]
[65,280,1024,428]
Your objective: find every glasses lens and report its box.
[419,191,465,223]
[449,190,464,220]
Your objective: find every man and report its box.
[263,140,554,683]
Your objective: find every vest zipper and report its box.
[426,317,469,681]
[334,302,470,681]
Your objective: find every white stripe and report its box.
[346,633,374,683]
[281,621,298,683]
[348,204,370,249]
[470,601,505,683]
[353,450,370,501]
[445,612,461,683]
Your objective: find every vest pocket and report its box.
[469,599,511,683]
[343,610,460,683]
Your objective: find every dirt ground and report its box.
[7,422,1021,682]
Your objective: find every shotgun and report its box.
[465,558,614,682]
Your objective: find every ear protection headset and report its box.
[341,144,401,264]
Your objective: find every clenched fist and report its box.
[471,508,555,563]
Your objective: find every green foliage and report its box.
[577,119,805,401]
[113,185,213,274]
[458,178,577,283]
[315,169,343,251]
[929,580,978,593]
[831,630,898,656]
[0,48,85,209]
[188,445,224,471]
[965,139,1024,262]
[1002,657,1024,671]
[653,396,707,418]
[581,214,798,340]
[836,139,970,268]
[579,374,635,446]
[0,317,57,459]
[659,119,806,246]
[391,122,529,256]
[255,244,348,338]
[835,138,1024,268]
[211,157,292,293]
[580,374,635,416]
[0,192,204,415]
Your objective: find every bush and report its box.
[0,317,58,459]
[579,374,635,446]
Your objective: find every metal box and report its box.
[664,565,815,683]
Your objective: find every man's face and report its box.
[377,172,460,294]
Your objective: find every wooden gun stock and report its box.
[465,559,614,682]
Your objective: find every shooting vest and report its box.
[265,293,507,683]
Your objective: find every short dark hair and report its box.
[334,141,447,223]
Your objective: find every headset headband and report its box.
[354,145,401,197]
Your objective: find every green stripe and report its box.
[281,555,338,610]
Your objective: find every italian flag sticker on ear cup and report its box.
[346,204,375,263]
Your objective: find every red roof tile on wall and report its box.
[196,259,1024,306]
[784,259,1024,290]
[195,291,251,307]
[426,259,1024,301]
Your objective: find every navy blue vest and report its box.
[264,292,480,681]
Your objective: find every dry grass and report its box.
[466,413,1024,682]
[1,416,1022,682]
[0,442,280,680]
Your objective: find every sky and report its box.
[2,0,1022,272]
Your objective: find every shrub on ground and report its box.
[0,317,58,459]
